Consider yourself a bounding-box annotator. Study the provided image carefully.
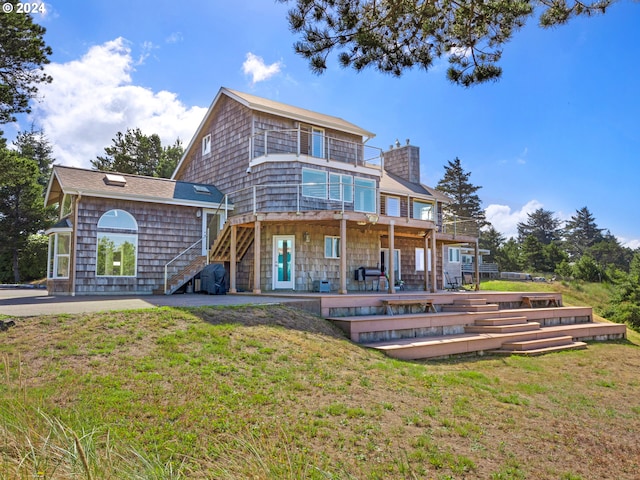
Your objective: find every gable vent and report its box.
[104,174,127,187]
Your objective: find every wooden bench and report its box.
[520,295,559,308]
[381,299,436,316]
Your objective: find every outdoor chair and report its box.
[445,272,461,291]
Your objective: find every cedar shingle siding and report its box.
[72,198,201,295]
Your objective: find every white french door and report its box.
[273,235,295,289]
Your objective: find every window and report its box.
[311,127,324,158]
[386,196,400,217]
[47,232,71,279]
[329,173,353,202]
[448,247,461,263]
[415,248,432,272]
[354,177,376,213]
[61,195,72,218]
[413,200,433,221]
[96,209,138,277]
[302,168,327,198]
[324,236,340,258]
[202,134,211,156]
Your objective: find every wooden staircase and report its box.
[326,293,626,360]
[155,255,207,295]
[209,224,254,262]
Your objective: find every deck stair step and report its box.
[465,322,540,334]
[441,303,499,313]
[474,316,528,327]
[452,298,488,306]
[494,336,588,356]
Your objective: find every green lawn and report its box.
[1,296,639,479]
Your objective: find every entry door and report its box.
[273,235,295,289]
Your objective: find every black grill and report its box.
[354,266,383,290]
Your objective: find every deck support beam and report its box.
[339,217,348,294]
[229,224,237,293]
[253,218,261,293]
[474,239,480,291]
[431,228,437,292]
[387,221,395,294]
[423,231,430,292]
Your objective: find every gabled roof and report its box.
[45,165,226,208]
[379,171,452,204]
[223,88,375,138]
[172,87,375,180]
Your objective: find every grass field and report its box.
[1,283,639,479]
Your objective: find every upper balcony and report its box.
[250,128,384,172]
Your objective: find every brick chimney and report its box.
[383,139,420,184]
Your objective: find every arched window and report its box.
[96,209,138,276]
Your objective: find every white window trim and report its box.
[96,209,139,277]
[324,236,340,258]
[448,247,461,263]
[329,173,353,203]
[311,127,325,158]
[415,248,432,272]
[47,231,71,279]
[386,196,401,217]
[202,134,212,156]
[302,168,328,199]
[354,177,376,213]
[413,200,434,221]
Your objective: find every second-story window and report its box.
[311,127,324,158]
[202,134,211,156]
[413,200,433,221]
[386,196,400,217]
[302,168,327,198]
[354,177,376,213]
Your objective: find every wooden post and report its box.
[253,219,261,293]
[474,239,480,291]
[424,232,429,292]
[229,224,237,293]
[430,228,437,293]
[388,221,395,294]
[339,217,347,294]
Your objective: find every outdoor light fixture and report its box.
[303,231,310,243]
[366,214,379,225]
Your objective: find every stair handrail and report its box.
[164,238,203,294]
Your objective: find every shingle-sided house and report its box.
[44,167,225,295]
[44,87,481,296]
[173,87,481,294]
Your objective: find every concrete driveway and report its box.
[0,288,317,317]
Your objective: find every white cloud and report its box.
[618,237,640,250]
[485,200,544,239]
[165,32,183,44]
[242,52,282,84]
[30,37,206,168]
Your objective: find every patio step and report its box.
[474,316,528,327]
[465,322,540,334]
[441,303,500,313]
[493,336,588,356]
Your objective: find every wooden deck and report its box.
[318,291,626,359]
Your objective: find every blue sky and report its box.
[10,1,640,247]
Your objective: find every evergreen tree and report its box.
[91,128,183,178]
[0,2,52,123]
[280,0,612,86]
[517,208,562,245]
[499,238,522,272]
[437,157,486,230]
[479,225,504,265]
[521,235,546,272]
[586,231,632,272]
[13,126,54,187]
[0,149,46,282]
[564,206,604,258]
